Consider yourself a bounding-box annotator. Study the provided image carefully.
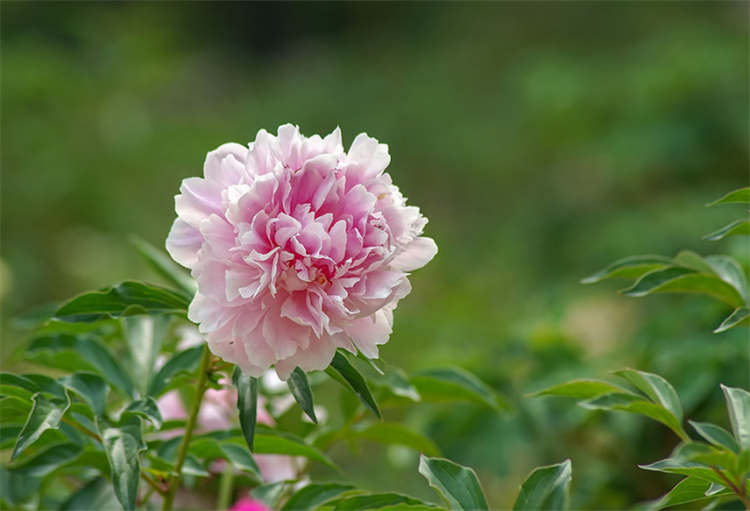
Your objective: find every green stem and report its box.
[216,464,235,510]
[162,345,213,511]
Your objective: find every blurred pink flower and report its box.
[230,497,270,511]
[167,124,437,379]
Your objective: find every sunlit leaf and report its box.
[12,391,71,461]
[528,379,631,400]
[419,455,488,511]
[513,459,572,511]
[122,315,170,396]
[123,397,163,429]
[721,385,750,451]
[332,493,439,511]
[639,477,729,511]
[411,367,512,413]
[581,255,673,284]
[61,372,109,417]
[707,188,750,206]
[251,481,289,509]
[612,369,683,421]
[251,429,338,471]
[689,421,740,454]
[705,255,749,303]
[97,415,146,511]
[281,483,359,511]
[714,308,750,333]
[620,267,744,308]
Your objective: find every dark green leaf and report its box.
[513,459,572,511]
[27,334,134,397]
[130,236,198,295]
[0,424,23,450]
[707,188,750,206]
[620,267,744,308]
[689,421,740,453]
[705,255,749,303]
[0,397,32,424]
[61,476,120,511]
[328,351,382,419]
[123,315,170,396]
[287,367,317,423]
[147,345,204,397]
[282,483,359,511]
[98,415,146,511]
[527,379,631,400]
[721,385,750,451]
[612,369,683,421]
[0,373,42,400]
[55,281,190,323]
[22,374,68,400]
[12,391,71,461]
[703,218,750,241]
[353,423,441,457]
[61,372,109,417]
[123,397,163,429]
[333,493,438,511]
[419,455,489,511]
[580,393,688,441]
[8,442,82,477]
[221,442,261,478]
[411,367,513,413]
[714,308,750,333]
[233,365,258,452]
[581,255,673,284]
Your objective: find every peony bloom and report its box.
[230,497,270,511]
[167,124,437,379]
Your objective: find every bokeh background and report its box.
[2,2,749,509]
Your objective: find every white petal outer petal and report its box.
[345,309,393,358]
[389,237,438,272]
[175,178,225,229]
[166,218,203,269]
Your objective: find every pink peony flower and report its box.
[167,124,437,379]
[230,497,270,511]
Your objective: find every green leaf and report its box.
[98,415,147,511]
[641,477,723,511]
[0,374,39,401]
[60,476,120,511]
[22,373,69,400]
[620,267,744,308]
[673,251,717,275]
[147,345,204,397]
[287,367,317,423]
[714,308,750,333]
[8,442,82,477]
[580,393,688,441]
[123,397,163,429]
[689,421,740,453]
[581,255,673,284]
[130,235,198,296]
[639,458,731,487]
[612,369,683,421]
[353,423,441,457]
[189,438,261,478]
[27,334,134,397]
[122,315,170,396]
[670,443,737,471]
[12,391,71,461]
[703,218,750,241]
[61,372,109,417]
[0,424,23,450]
[55,281,190,323]
[380,366,421,402]
[419,455,489,511]
[252,429,338,470]
[721,385,750,451]
[527,379,631,400]
[251,481,289,509]
[281,483,359,511]
[328,351,382,419]
[332,493,438,511]
[705,255,749,303]
[512,459,572,511]
[233,366,258,452]
[0,397,32,424]
[707,188,750,206]
[411,367,513,413]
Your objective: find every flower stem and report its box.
[162,344,213,511]
[216,463,235,510]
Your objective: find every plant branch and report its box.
[709,465,750,510]
[162,344,213,511]
[141,473,166,497]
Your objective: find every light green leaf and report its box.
[60,476,120,511]
[12,391,71,461]
[61,372,109,417]
[721,385,750,451]
[673,251,716,275]
[419,455,489,511]
[8,442,82,477]
[527,379,631,400]
[123,315,170,396]
[580,392,688,441]
[130,236,198,296]
[98,415,146,511]
[640,477,725,511]
[0,424,23,450]
[639,459,730,487]
[612,369,683,421]
[233,366,258,452]
[26,334,134,397]
[512,459,572,511]
[328,351,381,419]
[332,493,439,511]
[380,366,421,402]
[689,421,740,454]
[353,423,441,457]
[707,188,750,206]
[411,367,512,413]
[705,256,749,303]
[252,429,338,471]
[709,219,750,242]
[123,397,163,429]
[189,437,260,478]
[621,267,744,308]
[287,367,317,423]
[251,481,289,509]
[55,281,190,323]
[581,255,673,284]
[281,483,359,511]
[0,397,32,424]
[714,308,750,333]
[147,345,204,397]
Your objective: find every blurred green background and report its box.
[2,2,749,509]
